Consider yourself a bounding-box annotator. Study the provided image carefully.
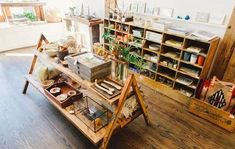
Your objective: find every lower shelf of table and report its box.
[25,75,106,144]
[24,74,143,145]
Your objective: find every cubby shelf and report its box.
[103,18,220,97]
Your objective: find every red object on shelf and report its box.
[197,55,205,66]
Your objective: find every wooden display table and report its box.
[22,34,149,148]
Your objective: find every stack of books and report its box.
[146,31,162,43]
[191,30,217,41]
[167,26,192,36]
[151,19,172,31]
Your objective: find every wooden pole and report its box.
[211,6,235,80]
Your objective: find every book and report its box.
[151,19,172,31]
[167,26,192,36]
[165,39,183,47]
[191,30,217,41]
[186,46,203,53]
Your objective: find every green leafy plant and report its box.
[23,11,37,22]
[102,30,146,71]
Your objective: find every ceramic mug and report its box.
[190,54,197,64]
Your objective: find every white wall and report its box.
[0,23,66,52]
[119,0,235,37]
[72,0,105,18]
[147,0,234,25]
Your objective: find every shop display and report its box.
[190,54,197,64]
[73,96,110,132]
[23,35,149,148]
[66,52,111,82]
[197,55,205,66]
[199,76,235,110]
[120,96,138,119]
[146,31,162,43]
[103,18,219,97]
[180,66,200,77]
[165,39,183,47]
[167,26,192,36]
[186,46,204,53]
[149,44,160,51]
[44,43,58,57]
[45,81,83,108]
[91,79,122,99]
[132,29,144,37]
[176,76,193,86]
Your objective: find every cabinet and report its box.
[103,18,220,98]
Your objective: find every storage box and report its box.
[44,82,83,108]
[74,96,111,132]
[66,52,111,82]
[188,99,235,132]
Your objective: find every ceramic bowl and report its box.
[56,94,68,102]
[67,90,76,97]
[50,87,61,96]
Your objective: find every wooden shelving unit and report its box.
[22,35,149,149]
[103,18,220,98]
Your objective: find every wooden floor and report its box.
[0,48,235,149]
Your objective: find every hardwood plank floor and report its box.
[0,48,235,149]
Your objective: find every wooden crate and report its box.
[66,52,111,82]
[188,99,235,132]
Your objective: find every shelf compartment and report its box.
[159,56,178,70]
[145,30,163,43]
[156,74,174,88]
[179,63,201,79]
[175,73,199,90]
[24,75,107,145]
[184,38,210,52]
[174,82,195,97]
[144,61,158,72]
[143,50,158,63]
[157,66,176,80]
[141,69,156,80]
[115,23,129,33]
[130,26,144,38]
[180,59,203,69]
[162,33,184,49]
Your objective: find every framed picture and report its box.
[145,4,154,15]
[195,12,210,23]
[209,13,226,25]
[153,7,160,16]
[130,2,138,13]
[137,2,146,14]
[159,8,174,18]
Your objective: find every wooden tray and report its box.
[44,82,83,108]
[91,79,123,100]
[188,99,235,132]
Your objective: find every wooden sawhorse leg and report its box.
[22,34,49,94]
